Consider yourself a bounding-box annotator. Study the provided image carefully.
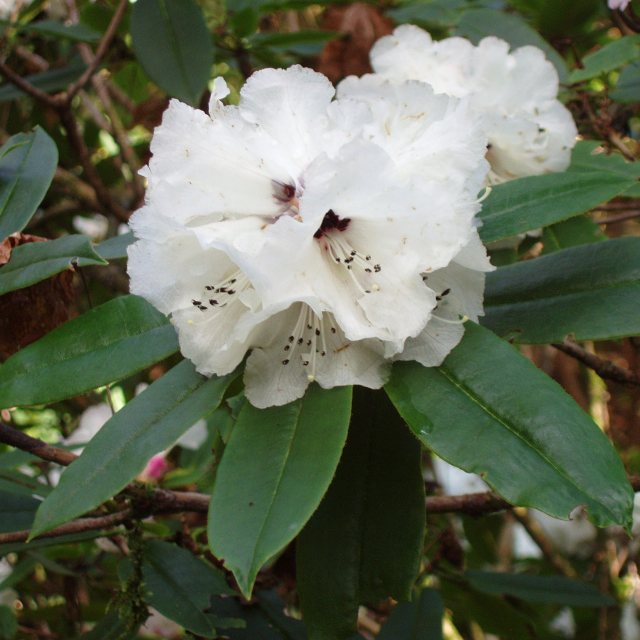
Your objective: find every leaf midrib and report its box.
[435,366,617,521]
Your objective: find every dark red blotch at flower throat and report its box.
[314,209,351,238]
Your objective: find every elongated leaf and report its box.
[0,235,106,296]
[96,231,133,261]
[377,588,443,640]
[466,571,614,607]
[0,605,17,640]
[478,171,637,243]
[441,579,536,638]
[131,0,213,105]
[6,19,101,42]
[483,237,640,343]
[209,385,352,598]
[570,35,640,83]
[541,216,605,254]
[0,491,39,533]
[386,323,633,529]
[0,128,58,239]
[569,140,640,178]
[78,612,135,640]
[30,361,236,537]
[611,60,640,103]
[0,295,178,409]
[142,540,233,638]
[297,388,425,640]
[456,8,568,82]
[0,60,86,103]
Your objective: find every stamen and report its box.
[192,270,249,314]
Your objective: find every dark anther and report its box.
[315,328,320,336]
[284,345,290,351]
[297,338,304,345]
[303,360,309,366]
[314,209,351,238]
[282,359,290,365]
[441,288,451,297]
[288,336,294,343]
[192,300,201,306]
[209,299,218,306]
[330,327,337,334]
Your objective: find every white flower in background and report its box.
[367,25,577,184]
[128,66,491,407]
[609,0,631,10]
[72,214,110,242]
[0,559,17,608]
[0,0,31,20]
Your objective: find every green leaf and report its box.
[568,140,640,178]
[0,605,17,640]
[466,571,615,607]
[385,323,633,529]
[0,234,107,296]
[456,8,568,82]
[541,216,605,254]
[0,295,179,409]
[0,491,39,533]
[142,540,233,638]
[78,612,135,640]
[96,231,133,261]
[0,60,86,103]
[483,237,640,343]
[377,588,444,640]
[30,360,236,537]
[569,35,640,83]
[0,128,58,239]
[441,578,536,639]
[209,385,352,598]
[251,30,340,55]
[478,171,637,243]
[131,0,213,106]
[6,19,101,42]
[297,388,425,640]
[611,60,640,103]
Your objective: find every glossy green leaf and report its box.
[0,295,179,409]
[377,588,443,640]
[209,385,352,598]
[251,30,340,55]
[466,571,615,607]
[0,60,86,103]
[386,323,633,529]
[0,235,107,296]
[297,388,425,640]
[568,140,640,178]
[131,0,213,106]
[96,231,133,261]
[569,35,640,83]
[142,540,233,638]
[0,605,17,640]
[483,237,640,343]
[0,128,58,239]
[478,171,637,243]
[541,216,605,254]
[611,60,640,103]
[441,579,536,638]
[30,360,236,537]
[7,19,101,42]
[388,0,466,27]
[78,612,135,640]
[456,8,568,82]
[0,491,39,533]
[206,591,306,639]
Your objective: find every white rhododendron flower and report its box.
[366,25,578,183]
[128,66,491,407]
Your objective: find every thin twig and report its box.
[0,510,132,545]
[513,508,578,577]
[598,210,640,225]
[63,0,128,104]
[0,60,57,107]
[1,423,639,546]
[553,340,640,387]
[0,422,76,466]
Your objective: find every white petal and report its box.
[240,65,335,166]
[395,316,465,367]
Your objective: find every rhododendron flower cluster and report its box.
[128,64,494,407]
[365,25,577,183]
